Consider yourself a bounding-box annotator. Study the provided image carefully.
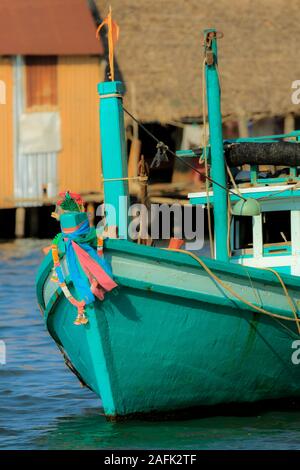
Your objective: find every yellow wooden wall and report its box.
[0,57,14,208]
[57,56,102,196]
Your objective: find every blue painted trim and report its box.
[224,130,300,142]
[176,149,199,158]
[189,188,300,205]
[256,177,300,184]
[43,256,298,329]
[104,238,300,289]
[39,238,300,323]
[113,275,294,317]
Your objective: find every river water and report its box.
[1,239,300,450]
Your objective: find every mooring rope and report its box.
[164,247,300,333]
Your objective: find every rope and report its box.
[226,163,300,335]
[122,107,247,202]
[205,155,214,258]
[201,58,214,258]
[164,247,300,329]
[99,93,123,100]
[101,176,148,182]
[263,267,300,335]
[201,58,209,158]
[227,193,232,257]
[226,163,243,198]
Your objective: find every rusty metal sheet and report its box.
[0,0,104,55]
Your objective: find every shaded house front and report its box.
[0,0,104,209]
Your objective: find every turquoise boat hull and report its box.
[36,239,300,419]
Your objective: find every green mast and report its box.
[204,29,228,262]
[98,81,129,239]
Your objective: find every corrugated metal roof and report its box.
[0,0,104,55]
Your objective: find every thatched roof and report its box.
[95,0,300,123]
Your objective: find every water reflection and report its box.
[34,410,300,450]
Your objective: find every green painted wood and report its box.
[250,165,258,185]
[36,239,300,418]
[91,284,300,414]
[256,177,300,184]
[98,81,129,239]
[60,212,87,230]
[204,29,228,262]
[189,188,300,206]
[226,131,300,142]
[35,33,300,420]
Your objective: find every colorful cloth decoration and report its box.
[51,191,117,325]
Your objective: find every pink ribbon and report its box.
[71,241,117,298]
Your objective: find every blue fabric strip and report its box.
[65,240,95,304]
[62,219,112,305]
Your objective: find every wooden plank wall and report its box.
[0,57,14,208]
[57,56,102,196]
[25,56,58,109]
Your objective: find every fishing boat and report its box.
[36,24,300,420]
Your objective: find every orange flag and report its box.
[96,5,119,81]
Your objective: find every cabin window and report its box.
[233,216,253,250]
[262,211,291,246]
[25,56,58,109]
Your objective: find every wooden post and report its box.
[274,113,296,175]
[15,207,25,238]
[237,111,250,171]
[284,112,295,135]
[128,138,141,179]
[87,202,95,227]
[237,111,249,138]
[127,82,141,192]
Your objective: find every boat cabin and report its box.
[187,144,300,276]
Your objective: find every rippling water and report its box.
[1,239,300,450]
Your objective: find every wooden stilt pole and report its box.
[15,207,25,238]
[87,202,95,227]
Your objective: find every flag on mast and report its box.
[96,6,119,81]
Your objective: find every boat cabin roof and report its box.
[188,184,300,212]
